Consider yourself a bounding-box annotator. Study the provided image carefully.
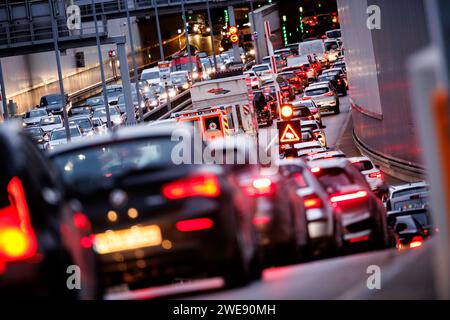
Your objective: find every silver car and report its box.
[23,108,48,127]
[302,82,340,114]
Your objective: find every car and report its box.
[140,66,160,86]
[279,71,304,94]
[117,92,148,114]
[388,208,432,250]
[318,73,347,96]
[292,105,315,122]
[281,65,309,86]
[285,43,299,55]
[388,190,430,213]
[253,90,273,126]
[47,126,84,150]
[23,126,47,149]
[49,124,263,291]
[68,104,93,117]
[244,70,262,89]
[292,100,322,126]
[68,115,95,136]
[279,159,345,257]
[105,85,123,106]
[322,68,348,90]
[150,84,177,104]
[86,96,106,110]
[22,108,48,127]
[171,71,191,91]
[303,82,340,114]
[349,157,385,194]
[332,61,346,73]
[251,64,273,81]
[307,150,346,162]
[0,122,98,299]
[40,93,71,115]
[301,120,327,147]
[301,128,317,143]
[307,158,390,251]
[324,39,341,63]
[274,48,292,61]
[383,181,430,210]
[39,115,63,133]
[262,79,295,101]
[326,29,342,41]
[262,55,286,70]
[92,106,125,127]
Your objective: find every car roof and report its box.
[294,141,322,149]
[106,84,123,89]
[49,123,193,156]
[348,156,372,163]
[324,68,343,73]
[53,125,79,132]
[308,150,346,160]
[307,157,350,169]
[307,81,330,88]
[69,115,91,120]
[389,181,429,193]
[301,120,320,126]
[253,63,271,68]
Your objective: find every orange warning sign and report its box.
[277,120,302,145]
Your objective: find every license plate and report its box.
[94,225,162,255]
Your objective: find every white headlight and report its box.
[249,49,256,55]
[183,83,189,89]
[150,100,158,106]
[169,90,177,98]
[220,65,226,70]
[192,72,199,79]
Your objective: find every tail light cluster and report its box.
[399,236,424,250]
[303,194,323,209]
[245,178,276,197]
[162,173,221,200]
[324,91,334,97]
[0,177,38,264]
[330,190,368,204]
[369,171,383,179]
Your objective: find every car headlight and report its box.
[183,83,189,89]
[220,65,226,70]
[144,86,150,92]
[249,49,256,55]
[150,99,159,106]
[192,72,199,79]
[87,131,94,137]
[113,118,123,125]
[169,90,177,98]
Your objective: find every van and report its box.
[140,67,160,85]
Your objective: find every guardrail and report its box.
[142,89,192,122]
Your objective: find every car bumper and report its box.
[315,100,337,112]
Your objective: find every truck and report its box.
[180,75,259,140]
[298,39,329,68]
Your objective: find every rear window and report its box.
[327,30,341,38]
[253,65,269,72]
[393,198,429,211]
[315,168,353,194]
[352,160,374,172]
[392,187,429,198]
[141,71,160,81]
[294,107,312,117]
[305,87,329,96]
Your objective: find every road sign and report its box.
[277,120,302,145]
[230,34,239,44]
[158,61,171,85]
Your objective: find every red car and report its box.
[279,71,304,94]
[282,66,309,86]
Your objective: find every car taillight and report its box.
[308,115,314,120]
[0,177,38,262]
[73,212,91,230]
[324,91,334,97]
[330,190,368,203]
[311,109,318,114]
[176,218,214,232]
[369,171,383,179]
[337,79,342,85]
[409,236,423,249]
[302,96,312,101]
[245,178,276,197]
[303,194,322,209]
[263,106,269,111]
[162,173,220,200]
[281,86,289,90]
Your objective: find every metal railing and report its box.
[143,89,191,121]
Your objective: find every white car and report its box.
[39,115,63,133]
[93,106,125,127]
[47,126,83,150]
[23,108,48,126]
[349,156,385,192]
[243,70,261,89]
[252,63,273,81]
[301,120,327,147]
[140,67,160,86]
[292,141,328,158]
[105,85,123,106]
[384,181,430,206]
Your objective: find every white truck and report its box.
[298,39,329,68]
[187,75,259,138]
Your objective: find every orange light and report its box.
[230,34,239,43]
[280,105,294,119]
[162,173,220,200]
[330,190,368,203]
[409,236,423,249]
[229,26,238,34]
[176,218,214,232]
[304,196,322,209]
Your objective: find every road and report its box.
[105,93,427,300]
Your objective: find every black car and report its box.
[388,208,432,250]
[49,124,262,291]
[253,91,273,126]
[24,126,47,149]
[40,93,71,115]
[0,122,98,299]
[318,73,347,96]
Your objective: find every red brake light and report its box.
[246,178,276,197]
[409,236,423,249]
[369,171,383,179]
[176,218,214,232]
[330,190,368,203]
[302,96,311,101]
[281,86,289,90]
[303,194,322,209]
[162,173,220,200]
[252,216,271,226]
[0,177,38,262]
[337,79,342,84]
[73,212,91,230]
[324,91,334,97]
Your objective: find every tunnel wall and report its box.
[337,0,430,173]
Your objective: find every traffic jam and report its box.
[0,0,435,301]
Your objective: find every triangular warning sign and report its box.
[280,124,301,143]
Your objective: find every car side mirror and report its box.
[395,222,408,233]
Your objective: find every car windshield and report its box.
[93,108,119,117]
[151,86,164,94]
[306,87,329,96]
[281,73,296,80]
[28,109,47,118]
[51,128,81,140]
[253,66,269,72]
[352,160,374,172]
[302,123,319,131]
[25,127,43,136]
[316,168,354,194]
[319,75,336,82]
[86,97,104,106]
[52,138,179,194]
[69,119,91,129]
[44,95,63,105]
[172,75,187,83]
[40,117,61,125]
[327,30,341,38]
[141,71,159,81]
[71,107,91,115]
[295,107,312,117]
[393,186,430,198]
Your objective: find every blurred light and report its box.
[253,216,271,225]
[107,210,118,222]
[330,191,368,203]
[162,239,173,249]
[78,154,86,161]
[73,212,91,230]
[311,167,321,173]
[176,218,214,232]
[162,174,220,200]
[281,105,294,119]
[128,208,138,219]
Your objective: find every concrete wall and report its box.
[337,0,430,170]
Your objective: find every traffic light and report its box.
[228,25,239,44]
[75,52,85,68]
[108,50,116,59]
[280,104,294,120]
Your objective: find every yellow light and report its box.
[281,105,294,119]
[128,208,138,219]
[0,228,29,258]
[162,239,173,250]
[107,210,118,222]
